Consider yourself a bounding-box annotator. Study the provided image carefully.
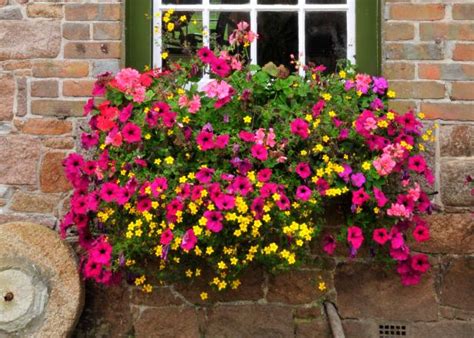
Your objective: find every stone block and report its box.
[10,191,60,213]
[0,135,41,185]
[440,125,474,157]
[440,158,474,206]
[0,73,14,121]
[40,152,71,193]
[440,258,474,312]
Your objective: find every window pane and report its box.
[161,12,203,66]
[162,0,202,4]
[258,0,297,5]
[211,0,249,4]
[306,0,346,4]
[257,12,298,68]
[305,12,346,71]
[210,12,250,49]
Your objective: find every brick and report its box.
[384,23,414,41]
[440,258,474,312]
[451,82,474,101]
[134,307,202,338]
[385,43,443,60]
[440,158,474,206]
[26,3,63,18]
[130,287,183,307]
[419,63,474,81]
[389,81,445,99]
[422,102,474,121]
[14,118,72,136]
[0,7,22,20]
[15,77,27,117]
[388,100,417,113]
[0,73,14,121]
[43,137,75,150]
[453,43,474,61]
[32,60,89,78]
[31,80,58,98]
[411,213,474,255]
[335,263,438,321]
[91,60,120,76]
[452,4,474,20]
[383,62,415,80]
[205,305,293,337]
[420,23,474,41]
[64,42,121,59]
[0,21,60,61]
[93,22,122,40]
[296,320,331,338]
[40,152,71,193]
[10,191,59,213]
[267,270,333,305]
[65,4,121,21]
[31,100,84,117]
[410,321,474,338]
[389,4,445,21]
[2,60,32,71]
[63,80,95,97]
[0,135,41,185]
[63,23,90,40]
[440,124,474,157]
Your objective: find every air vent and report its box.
[379,324,407,337]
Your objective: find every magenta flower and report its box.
[295,185,312,201]
[352,188,370,206]
[81,132,99,149]
[322,235,336,255]
[150,177,168,197]
[122,122,142,143]
[312,99,325,117]
[347,226,364,250]
[197,47,217,64]
[257,168,272,182]
[196,131,215,151]
[251,144,268,161]
[162,111,177,128]
[410,254,430,273]
[408,155,427,173]
[196,167,215,183]
[373,154,396,176]
[214,134,230,149]
[397,261,421,286]
[232,176,253,196]
[338,164,352,183]
[119,103,133,123]
[160,229,174,245]
[83,259,103,279]
[137,197,152,212]
[290,118,309,139]
[211,58,231,77]
[413,225,430,242]
[275,194,291,210]
[90,239,113,265]
[351,172,366,188]
[204,210,223,233]
[251,197,265,219]
[100,182,119,202]
[295,162,311,179]
[239,130,255,142]
[373,187,389,207]
[373,228,390,245]
[372,76,388,95]
[215,194,236,210]
[387,203,411,218]
[181,229,198,251]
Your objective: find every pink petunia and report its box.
[373,228,390,245]
[410,254,430,273]
[408,155,427,173]
[251,144,268,161]
[373,154,396,176]
[204,210,223,233]
[295,162,311,179]
[100,182,119,202]
[322,235,336,255]
[352,188,370,206]
[232,176,253,196]
[347,226,364,250]
[387,203,411,218]
[196,167,215,183]
[160,229,174,245]
[351,173,366,188]
[90,238,113,265]
[214,134,230,149]
[196,131,215,151]
[257,168,272,182]
[197,47,217,64]
[290,118,309,139]
[122,122,142,143]
[210,58,231,77]
[413,225,430,242]
[373,187,389,207]
[181,229,198,251]
[295,185,312,201]
[215,194,236,210]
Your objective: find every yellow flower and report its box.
[322,135,330,143]
[217,261,227,270]
[300,150,308,156]
[206,246,214,255]
[328,110,336,118]
[387,90,396,98]
[161,51,169,60]
[179,15,187,22]
[164,156,174,165]
[339,70,346,79]
[154,158,162,166]
[243,116,252,124]
[322,93,332,101]
[418,112,425,119]
[144,133,151,140]
[377,120,388,128]
[167,22,175,32]
[318,282,327,291]
[142,284,153,293]
[362,161,371,171]
[200,292,208,300]
[387,112,395,120]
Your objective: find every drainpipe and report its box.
[324,301,346,338]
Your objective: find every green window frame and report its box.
[125,0,381,75]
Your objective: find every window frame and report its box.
[125,0,381,75]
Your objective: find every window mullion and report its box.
[347,0,356,63]
[250,0,257,65]
[298,0,305,75]
[153,0,162,69]
[203,0,210,48]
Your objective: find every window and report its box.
[126,0,380,74]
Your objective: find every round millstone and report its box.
[0,222,84,336]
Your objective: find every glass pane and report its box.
[257,12,298,69]
[210,12,250,49]
[306,0,346,4]
[305,12,346,72]
[211,0,249,4]
[258,0,297,5]
[162,0,201,4]
[161,11,203,66]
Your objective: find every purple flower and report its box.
[351,173,366,188]
[372,76,388,94]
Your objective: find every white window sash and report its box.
[153,0,356,70]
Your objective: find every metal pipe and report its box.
[324,301,346,338]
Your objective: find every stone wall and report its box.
[0,0,472,337]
